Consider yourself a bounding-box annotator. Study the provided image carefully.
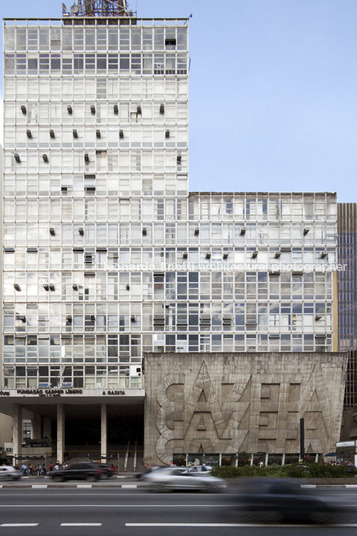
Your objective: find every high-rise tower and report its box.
[2,5,189,463]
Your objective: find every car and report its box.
[0,465,21,481]
[136,465,177,481]
[231,478,334,523]
[187,464,212,473]
[97,463,116,479]
[143,466,226,493]
[49,462,103,482]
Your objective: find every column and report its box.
[57,404,65,465]
[12,404,22,465]
[101,403,107,462]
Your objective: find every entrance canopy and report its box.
[0,388,145,419]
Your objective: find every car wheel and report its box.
[86,475,96,482]
[54,474,64,482]
[100,473,109,480]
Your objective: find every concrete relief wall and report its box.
[143,352,347,465]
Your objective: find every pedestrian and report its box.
[49,463,54,472]
[21,463,27,476]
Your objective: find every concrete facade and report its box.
[143,352,348,465]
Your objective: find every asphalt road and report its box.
[0,486,356,536]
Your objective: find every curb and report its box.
[0,483,140,489]
[0,482,356,489]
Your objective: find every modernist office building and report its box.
[1,2,347,465]
[337,203,357,439]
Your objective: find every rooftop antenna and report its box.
[65,0,130,17]
[70,3,79,14]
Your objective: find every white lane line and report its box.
[76,485,92,488]
[61,523,102,527]
[0,504,214,508]
[126,523,357,528]
[121,485,137,489]
[32,485,47,489]
[126,524,255,528]
[0,523,39,527]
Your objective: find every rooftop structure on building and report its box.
[62,0,130,18]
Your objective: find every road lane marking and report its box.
[32,485,47,489]
[77,485,92,488]
[126,523,357,528]
[121,485,137,489]
[0,524,39,527]
[0,504,216,508]
[61,523,102,527]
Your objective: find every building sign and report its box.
[16,389,83,397]
[0,389,129,397]
[102,390,126,396]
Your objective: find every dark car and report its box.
[97,463,116,479]
[232,478,334,523]
[49,462,103,482]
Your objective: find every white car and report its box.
[187,464,212,473]
[0,465,21,481]
[144,466,225,493]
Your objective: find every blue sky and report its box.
[1,0,357,201]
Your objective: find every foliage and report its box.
[210,465,240,478]
[210,462,355,479]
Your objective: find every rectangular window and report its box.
[108,54,118,70]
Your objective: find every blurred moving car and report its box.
[232,478,333,523]
[49,462,103,482]
[136,465,174,481]
[143,466,226,493]
[137,464,212,481]
[97,463,116,479]
[0,465,21,481]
